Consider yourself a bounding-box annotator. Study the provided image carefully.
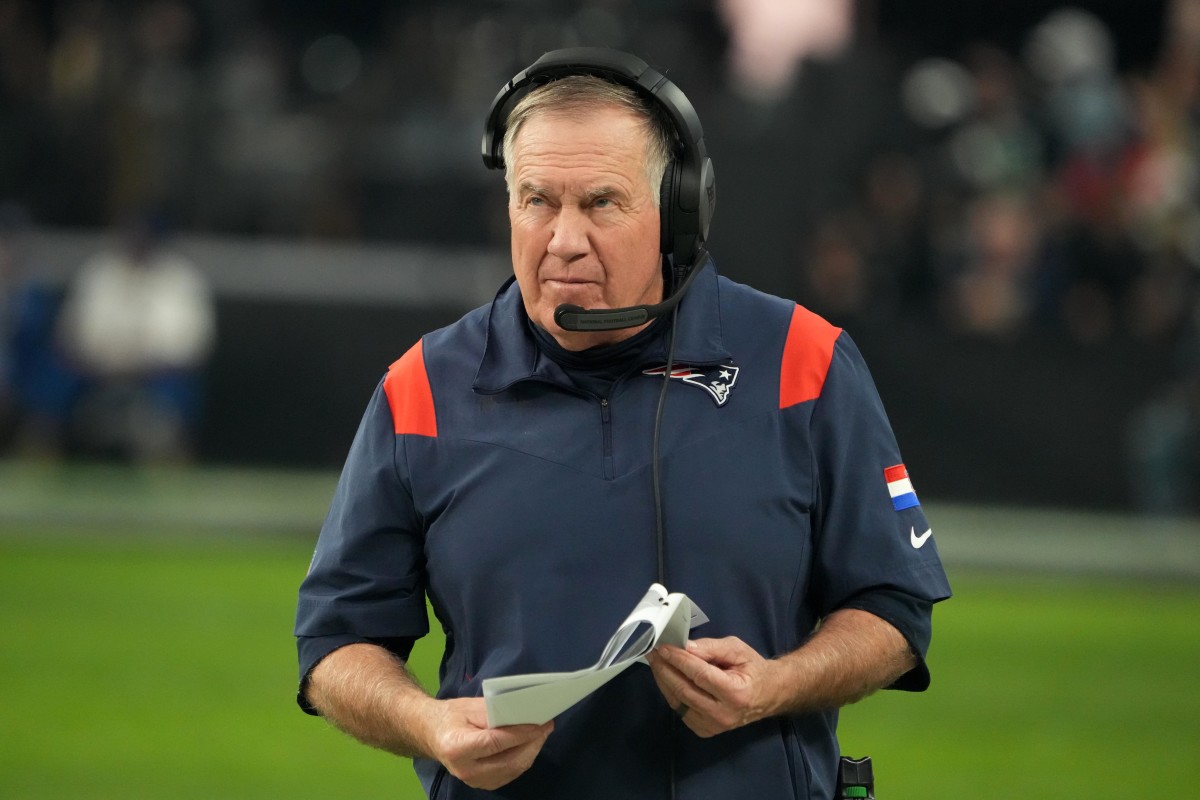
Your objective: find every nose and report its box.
[546,206,590,262]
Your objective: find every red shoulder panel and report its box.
[779,305,842,409]
[383,340,438,437]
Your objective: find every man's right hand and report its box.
[306,644,553,790]
[422,697,553,790]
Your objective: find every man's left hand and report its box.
[645,637,780,738]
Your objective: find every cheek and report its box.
[510,209,549,251]
[617,217,663,289]
[621,209,661,265]
[509,221,545,303]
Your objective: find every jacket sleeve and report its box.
[805,332,952,687]
[293,376,431,713]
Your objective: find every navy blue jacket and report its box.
[296,260,952,798]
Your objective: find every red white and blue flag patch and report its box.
[884,464,920,511]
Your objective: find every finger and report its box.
[463,699,553,740]
[447,718,552,766]
[457,697,546,736]
[655,642,735,700]
[648,646,699,694]
[651,649,725,722]
[647,654,691,712]
[456,722,553,790]
[646,653,681,706]
[477,723,552,766]
[686,636,755,668]
[482,721,554,756]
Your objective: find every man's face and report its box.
[507,105,663,350]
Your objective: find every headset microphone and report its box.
[553,250,709,332]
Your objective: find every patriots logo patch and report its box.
[642,363,740,406]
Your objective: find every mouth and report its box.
[543,277,600,293]
[544,275,596,285]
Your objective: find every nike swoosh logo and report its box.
[910,527,933,548]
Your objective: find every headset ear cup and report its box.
[698,157,715,243]
[659,159,677,256]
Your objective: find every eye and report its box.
[592,197,614,209]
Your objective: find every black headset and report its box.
[482,47,716,323]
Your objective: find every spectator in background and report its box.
[1117,46,1200,347]
[942,191,1053,339]
[800,210,871,324]
[1030,9,1148,346]
[1127,300,1200,514]
[57,211,215,462]
[0,201,80,456]
[860,153,935,318]
[0,205,16,441]
[800,153,939,328]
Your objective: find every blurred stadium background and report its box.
[1,0,1197,797]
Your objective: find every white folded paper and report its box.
[482,583,708,727]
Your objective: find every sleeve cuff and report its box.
[840,587,935,693]
[295,634,418,715]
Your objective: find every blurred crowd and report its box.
[0,0,1198,510]
[0,206,214,463]
[0,0,726,243]
[797,4,1200,513]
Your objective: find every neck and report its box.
[547,320,655,351]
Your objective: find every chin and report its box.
[545,291,604,315]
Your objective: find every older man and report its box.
[296,48,950,799]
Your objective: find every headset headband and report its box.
[481,47,715,267]
[482,49,703,172]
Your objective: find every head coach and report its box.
[295,47,952,799]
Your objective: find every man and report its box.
[296,48,951,799]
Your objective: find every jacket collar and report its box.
[473,256,731,394]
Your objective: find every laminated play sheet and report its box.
[482,583,708,727]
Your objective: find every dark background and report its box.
[2,0,1197,513]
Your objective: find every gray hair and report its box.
[501,75,675,207]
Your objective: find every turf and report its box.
[0,529,427,799]
[1,530,1197,798]
[838,571,1200,798]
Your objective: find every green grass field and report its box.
[1,462,1198,798]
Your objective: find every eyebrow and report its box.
[515,182,629,202]
[585,186,623,201]
[517,180,549,198]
